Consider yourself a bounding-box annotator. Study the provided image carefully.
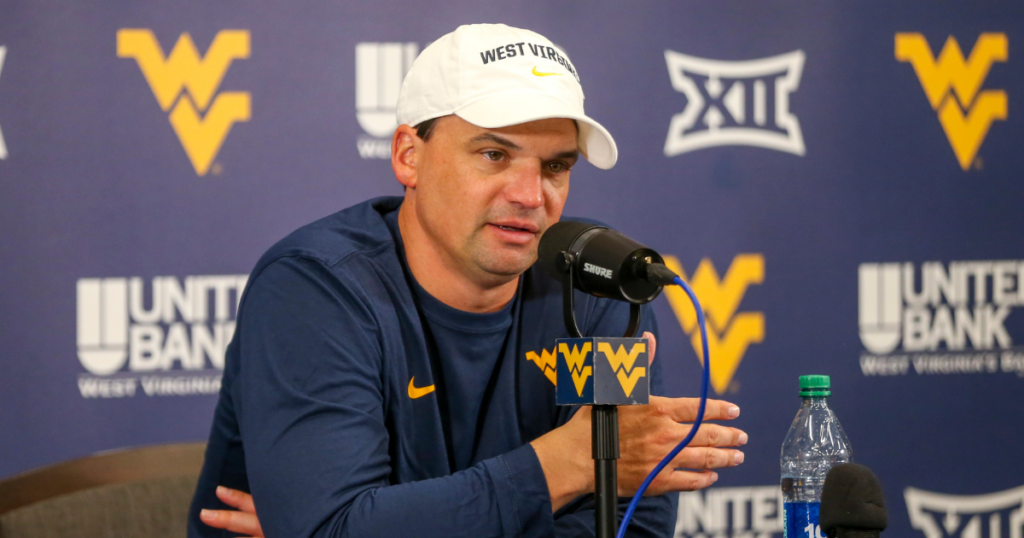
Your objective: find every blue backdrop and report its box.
[2,2,1022,537]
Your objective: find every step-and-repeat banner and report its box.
[2,1,1022,537]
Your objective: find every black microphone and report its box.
[538,220,678,304]
[539,220,680,538]
[820,463,888,538]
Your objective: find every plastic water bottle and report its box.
[780,375,852,538]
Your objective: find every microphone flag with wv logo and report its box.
[556,337,649,406]
[118,29,251,176]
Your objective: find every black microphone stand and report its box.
[557,252,642,538]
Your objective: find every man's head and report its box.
[391,24,617,293]
[394,115,578,283]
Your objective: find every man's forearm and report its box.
[249,444,554,538]
[530,408,594,511]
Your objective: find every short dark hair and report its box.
[414,117,440,141]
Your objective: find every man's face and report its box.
[410,115,579,283]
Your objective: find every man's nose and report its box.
[503,161,544,209]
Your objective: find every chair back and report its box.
[0,443,206,538]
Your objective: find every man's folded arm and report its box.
[235,257,555,538]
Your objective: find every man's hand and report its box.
[199,486,264,538]
[530,332,747,510]
[617,395,745,496]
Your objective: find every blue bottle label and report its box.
[783,502,824,538]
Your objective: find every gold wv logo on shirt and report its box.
[525,347,557,385]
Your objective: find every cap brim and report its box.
[455,91,618,170]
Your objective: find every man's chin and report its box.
[475,253,537,280]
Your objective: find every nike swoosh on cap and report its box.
[532,66,562,77]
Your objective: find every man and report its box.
[188,23,746,538]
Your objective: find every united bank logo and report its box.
[664,50,805,157]
[0,45,7,160]
[76,275,246,398]
[904,485,1024,538]
[662,255,765,394]
[355,42,418,159]
[858,261,1024,378]
[675,485,783,538]
[117,29,251,176]
[896,33,1007,171]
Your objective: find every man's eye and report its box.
[483,151,505,162]
[547,162,569,174]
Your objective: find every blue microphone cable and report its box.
[616,275,711,538]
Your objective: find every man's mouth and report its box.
[488,222,540,244]
[490,219,539,234]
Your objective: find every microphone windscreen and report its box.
[819,463,888,535]
[537,220,601,279]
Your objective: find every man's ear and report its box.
[392,124,420,189]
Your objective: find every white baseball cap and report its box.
[396,23,618,169]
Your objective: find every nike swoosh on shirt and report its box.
[408,377,435,399]
[532,66,562,77]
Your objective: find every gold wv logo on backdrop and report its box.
[118,29,251,176]
[895,33,1007,170]
[663,255,764,394]
[558,342,592,397]
[598,342,646,398]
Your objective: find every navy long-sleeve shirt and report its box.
[188,197,675,537]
